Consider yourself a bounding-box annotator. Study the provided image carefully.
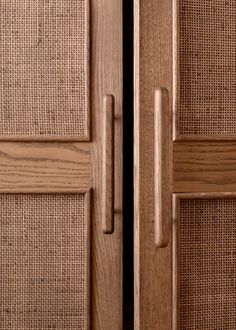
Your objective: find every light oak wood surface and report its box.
[173,142,236,192]
[0,142,91,192]
[102,95,115,234]
[134,0,173,328]
[154,88,172,248]
[90,0,123,329]
[0,0,123,329]
[135,0,236,328]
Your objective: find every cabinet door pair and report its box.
[135,0,236,329]
[1,0,235,329]
[0,0,122,329]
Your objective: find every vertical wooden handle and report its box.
[154,88,171,247]
[102,95,115,234]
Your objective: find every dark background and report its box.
[123,0,134,329]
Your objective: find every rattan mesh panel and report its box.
[0,194,89,329]
[178,1,236,135]
[0,1,88,137]
[178,199,236,329]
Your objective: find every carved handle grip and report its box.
[154,88,172,247]
[102,95,115,234]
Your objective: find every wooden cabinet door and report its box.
[0,1,122,329]
[135,0,236,329]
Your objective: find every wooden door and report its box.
[0,1,122,329]
[135,0,236,329]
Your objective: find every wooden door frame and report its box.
[91,0,123,327]
[135,0,236,328]
[134,0,173,328]
[0,0,123,328]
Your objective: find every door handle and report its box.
[102,95,115,234]
[154,88,172,247]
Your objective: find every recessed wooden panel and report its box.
[175,0,236,137]
[0,0,89,139]
[174,198,236,329]
[0,193,90,329]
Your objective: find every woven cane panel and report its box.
[0,194,89,330]
[0,1,88,137]
[178,199,236,329]
[178,1,236,135]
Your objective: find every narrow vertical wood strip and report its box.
[102,95,115,234]
[173,0,179,141]
[154,88,172,247]
[172,194,179,330]
[84,190,91,330]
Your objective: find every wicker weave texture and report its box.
[0,1,88,137]
[178,199,236,329]
[0,194,89,329]
[178,0,236,135]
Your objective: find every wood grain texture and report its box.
[0,142,90,192]
[175,135,236,141]
[174,192,236,199]
[0,135,90,142]
[173,0,179,141]
[154,88,172,247]
[102,95,115,234]
[136,0,236,328]
[91,0,123,328]
[172,194,179,330]
[173,142,236,193]
[134,0,172,328]
[0,1,122,329]
[84,191,92,330]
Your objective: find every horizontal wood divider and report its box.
[0,142,91,192]
[173,141,236,193]
[0,135,91,142]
